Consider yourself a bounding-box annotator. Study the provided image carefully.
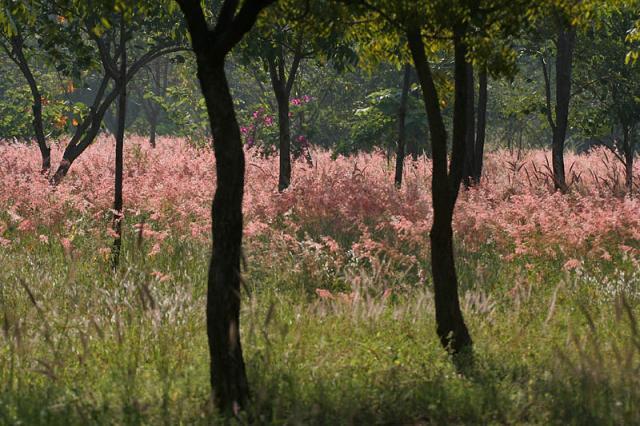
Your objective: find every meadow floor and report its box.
[1,138,640,424]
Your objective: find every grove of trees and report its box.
[2,0,640,417]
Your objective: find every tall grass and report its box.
[1,227,639,424]
[1,138,639,423]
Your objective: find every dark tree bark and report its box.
[623,126,634,194]
[395,63,412,188]
[407,83,423,160]
[111,16,127,269]
[541,21,576,192]
[267,40,302,192]
[407,26,472,356]
[473,68,488,182]
[176,0,274,414]
[462,62,476,187]
[2,32,51,172]
[461,65,488,186]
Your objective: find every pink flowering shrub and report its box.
[240,96,313,160]
[0,137,639,269]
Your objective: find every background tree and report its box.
[574,5,640,193]
[53,0,186,183]
[0,0,95,172]
[242,4,354,190]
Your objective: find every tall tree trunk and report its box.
[407,137,419,161]
[276,90,291,191]
[199,60,249,413]
[268,47,302,192]
[30,84,50,173]
[112,17,127,269]
[473,68,488,182]
[177,0,274,413]
[407,27,472,356]
[395,63,412,188]
[552,23,576,192]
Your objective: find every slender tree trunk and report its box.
[7,35,51,172]
[625,152,634,195]
[267,48,301,192]
[407,27,472,356]
[31,89,51,173]
[462,62,475,187]
[395,63,412,188]
[276,90,291,191]
[176,0,275,413]
[197,59,249,412]
[473,69,488,182]
[112,17,127,269]
[552,23,576,192]
[623,127,634,194]
[149,110,158,148]
[408,85,422,160]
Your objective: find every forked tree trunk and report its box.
[177,1,274,413]
[111,17,127,269]
[395,63,412,188]
[49,46,184,184]
[50,76,119,184]
[267,47,302,192]
[407,27,472,356]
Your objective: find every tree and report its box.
[574,5,640,194]
[263,26,304,191]
[341,0,540,357]
[243,5,353,191]
[461,65,489,186]
[175,0,275,414]
[112,10,127,268]
[0,1,94,172]
[0,15,50,172]
[407,23,474,355]
[137,57,173,147]
[539,13,576,192]
[1,0,188,183]
[394,63,412,188]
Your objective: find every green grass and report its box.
[1,222,639,425]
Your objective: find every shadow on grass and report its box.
[2,351,638,425]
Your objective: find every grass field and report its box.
[1,139,639,424]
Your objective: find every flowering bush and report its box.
[240,96,313,160]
